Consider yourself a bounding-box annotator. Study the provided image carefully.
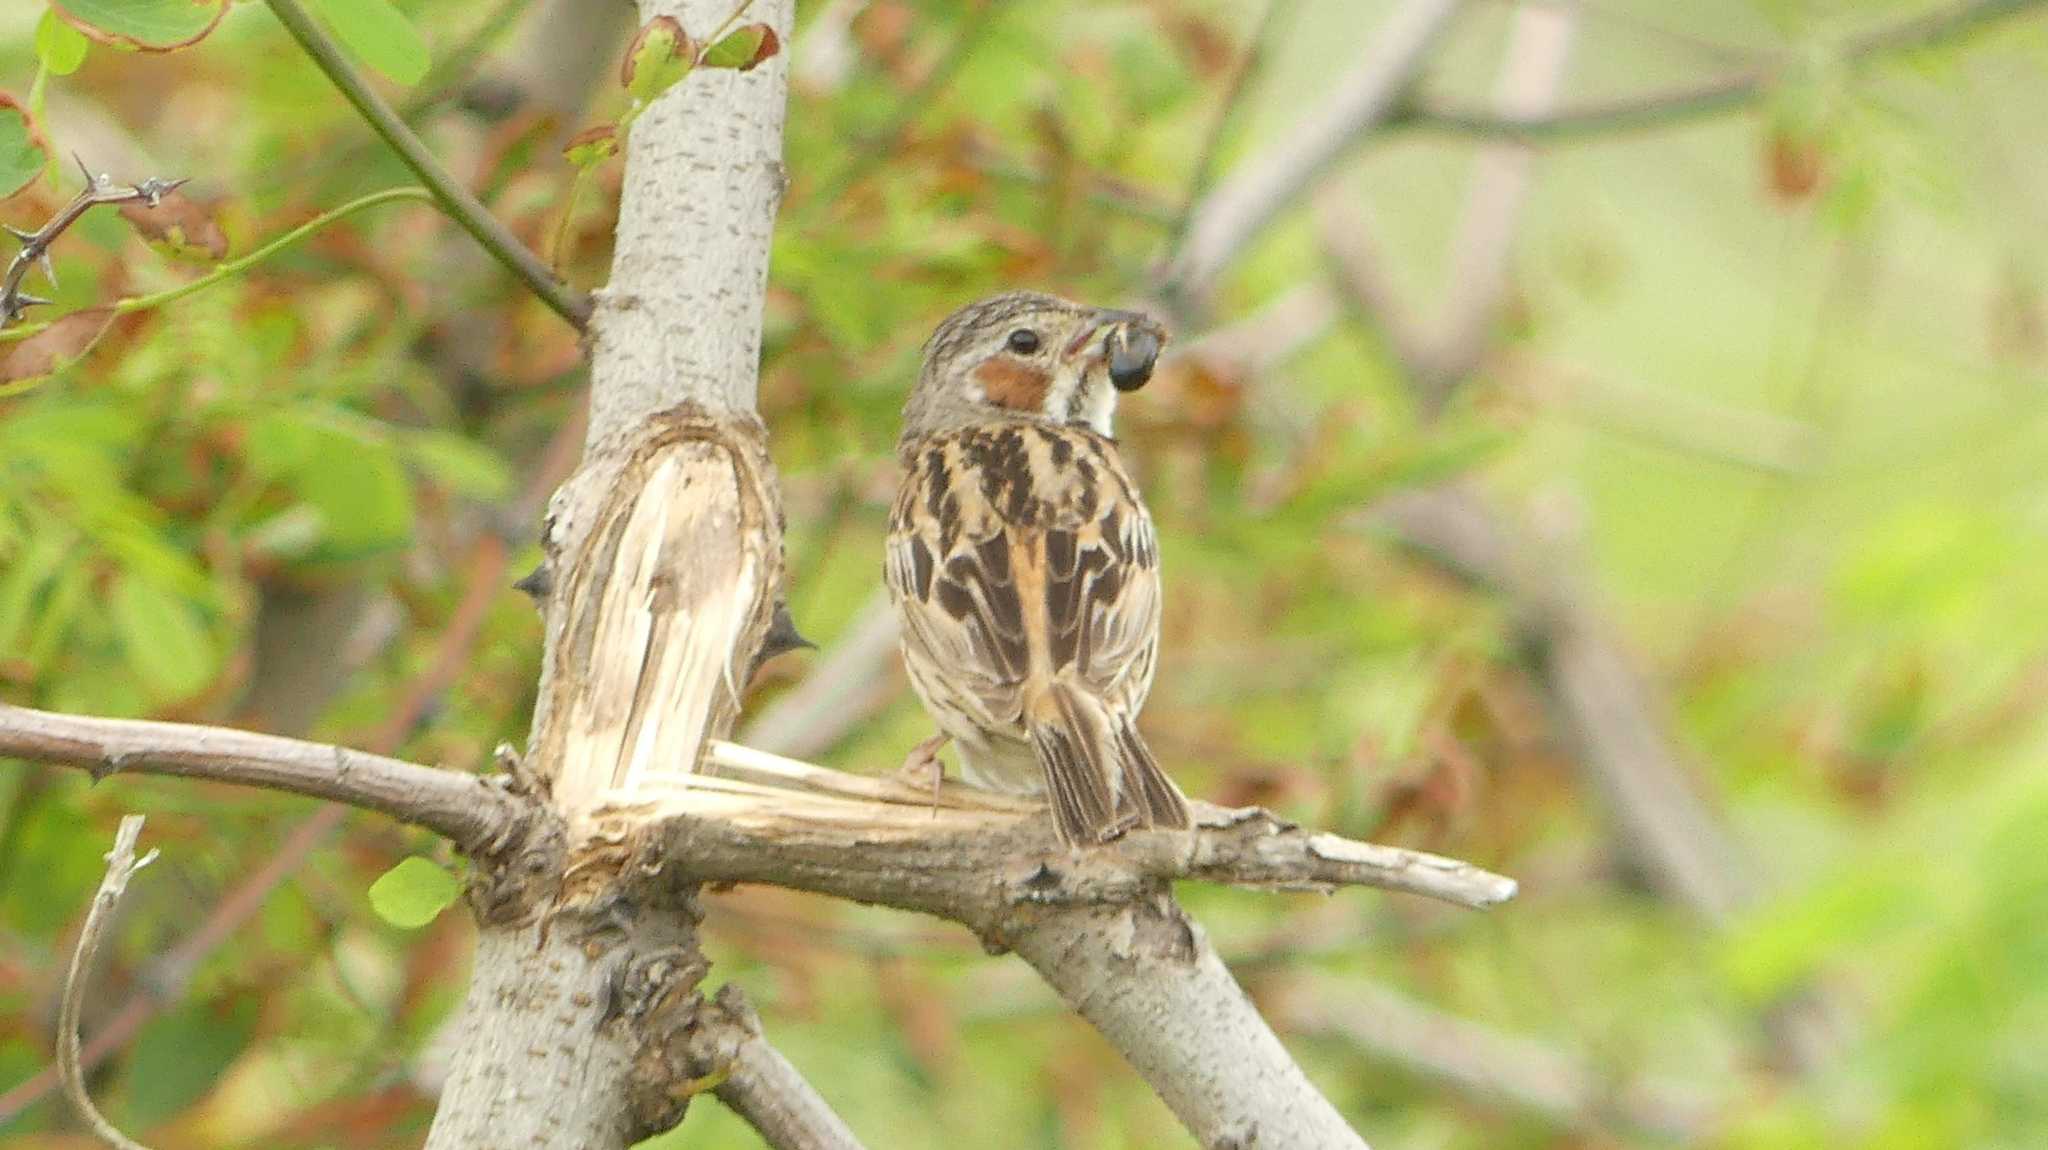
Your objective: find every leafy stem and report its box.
[0,186,436,345]
[260,0,591,329]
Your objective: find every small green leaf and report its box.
[51,0,227,52]
[563,124,618,169]
[109,573,216,702]
[622,15,698,103]
[368,857,462,928]
[408,430,513,501]
[699,23,780,72]
[308,0,431,86]
[36,9,90,76]
[0,94,50,201]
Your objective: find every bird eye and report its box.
[1005,328,1041,354]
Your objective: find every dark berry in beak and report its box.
[1108,326,1161,392]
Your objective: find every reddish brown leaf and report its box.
[118,190,229,262]
[0,307,114,383]
[1765,129,1826,203]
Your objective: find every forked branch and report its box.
[572,743,1514,1150]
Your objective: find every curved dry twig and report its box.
[57,816,161,1150]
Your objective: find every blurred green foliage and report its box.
[3,0,2048,1147]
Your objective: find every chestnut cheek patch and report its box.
[974,357,1054,412]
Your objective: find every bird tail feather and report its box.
[1027,683,1191,846]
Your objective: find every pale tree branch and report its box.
[1396,0,2048,140]
[1159,0,1464,306]
[420,2,846,1147]
[1275,975,1715,1141]
[1427,0,1578,406]
[0,703,523,854]
[587,741,1517,1150]
[1320,0,1578,410]
[1165,0,1301,246]
[690,985,867,1150]
[57,816,160,1150]
[688,742,1517,909]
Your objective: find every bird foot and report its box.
[895,733,951,816]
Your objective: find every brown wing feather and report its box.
[889,423,1186,840]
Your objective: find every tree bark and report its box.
[423,1,803,1146]
[1009,898,1364,1149]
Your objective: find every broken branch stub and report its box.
[530,405,786,823]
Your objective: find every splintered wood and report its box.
[533,409,783,822]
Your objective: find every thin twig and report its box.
[1159,0,1463,306]
[261,0,592,328]
[2,162,184,326]
[1,186,435,345]
[1163,0,1300,247]
[1318,0,1579,411]
[56,816,160,1150]
[1395,0,2048,140]
[1276,975,1715,1140]
[0,703,520,850]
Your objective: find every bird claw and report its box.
[895,733,951,816]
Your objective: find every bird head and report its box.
[905,291,1168,439]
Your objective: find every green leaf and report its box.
[563,124,618,169]
[699,23,780,72]
[368,856,462,928]
[109,573,216,702]
[248,407,417,560]
[408,430,513,501]
[122,998,256,1128]
[50,0,227,52]
[36,9,90,76]
[622,15,697,104]
[0,530,71,656]
[308,0,431,86]
[0,95,49,201]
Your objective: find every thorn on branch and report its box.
[512,560,552,602]
[1,163,188,328]
[88,750,136,783]
[759,600,815,661]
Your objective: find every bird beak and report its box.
[1094,312,1167,392]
